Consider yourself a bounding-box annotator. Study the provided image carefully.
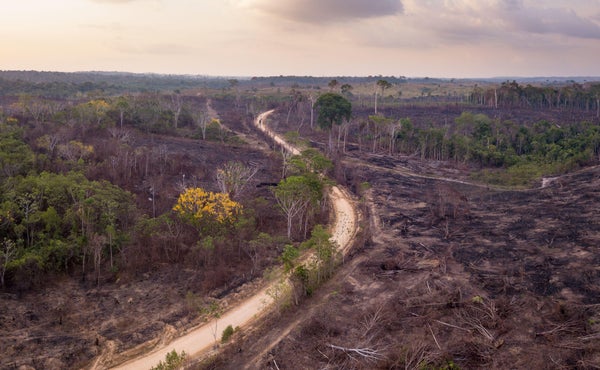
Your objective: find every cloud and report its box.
[402,0,600,45]
[244,0,403,23]
[501,3,600,39]
[90,0,138,3]
[113,42,194,55]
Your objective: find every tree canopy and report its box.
[314,93,352,131]
[173,187,242,229]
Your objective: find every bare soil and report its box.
[0,129,283,370]
[4,101,600,369]
[98,108,358,369]
[204,112,600,369]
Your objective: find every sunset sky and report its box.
[2,0,599,78]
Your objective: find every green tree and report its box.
[0,238,16,288]
[280,244,299,272]
[0,171,135,286]
[112,96,130,128]
[200,301,222,348]
[301,224,335,284]
[340,83,353,97]
[314,93,352,151]
[0,126,34,178]
[288,148,333,176]
[273,175,323,239]
[221,325,235,343]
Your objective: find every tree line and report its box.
[277,86,600,186]
[468,80,600,115]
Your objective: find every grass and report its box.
[469,160,575,188]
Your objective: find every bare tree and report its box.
[280,148,294,179]
[114,96,130,128]
[169,91,183,129]
[143,176,163,218]
[216,161,259,199]
[1,239,16,288]
[90,233,107,287]
[194,109,209,140]
[308,94,317,129]
[375,79,392,115]
[286,89,304,125]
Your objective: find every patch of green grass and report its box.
[470,161,569,188]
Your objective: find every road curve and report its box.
[103,111,358,369]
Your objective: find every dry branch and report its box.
[328,344,384,362]
[434,319,471,332]
[427,324,442,350]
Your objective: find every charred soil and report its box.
[0,127,284,370]
[206,114,600,369]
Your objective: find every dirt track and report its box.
[109,286,271,370]
[103,111,358,369]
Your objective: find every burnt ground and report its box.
[4,101,600,369]
[0,129,284,370]
[205,153,600,369]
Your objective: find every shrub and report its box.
[150,349,186,370]
[221,324,234,343]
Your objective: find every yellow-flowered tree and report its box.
[173,187,242,234]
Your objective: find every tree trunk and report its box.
[287,214,293,239]
[309,97,315,129]
[494,88,498,109]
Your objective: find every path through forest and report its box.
[102,111,358,369]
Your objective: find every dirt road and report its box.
[256,110,300,155]
[104,111,357,369]
[110,286,271,369]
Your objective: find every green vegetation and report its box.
[469,80,600,111]
[273,174,324,240]
[0,171,134,287]
[315,93,352,130]
[221,325,235,343]
[0,75,287,291]
[355,110,600,186]
[290,225,337,298]
[150,349,187,370]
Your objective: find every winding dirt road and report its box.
[104,111,357,369]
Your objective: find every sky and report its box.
[1,0,600,78]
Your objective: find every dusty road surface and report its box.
[256,110,300,155]
[255,110,357,255]
[110,287,271,370]
[103,111,357,369]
